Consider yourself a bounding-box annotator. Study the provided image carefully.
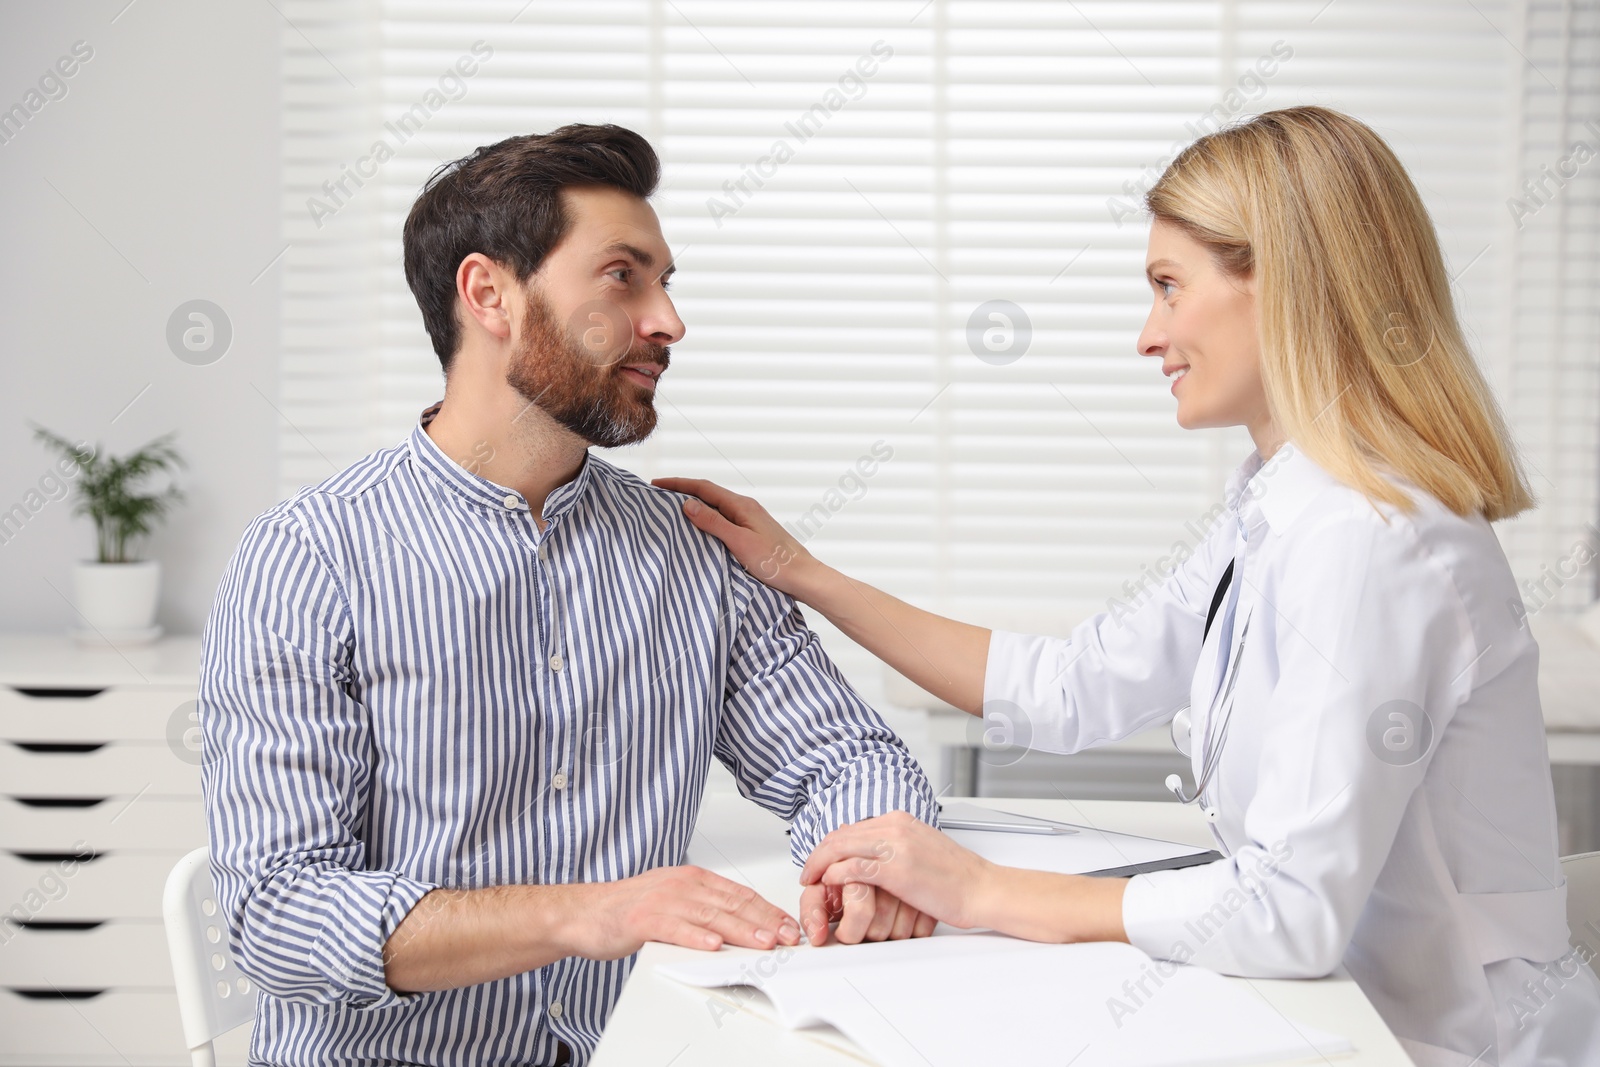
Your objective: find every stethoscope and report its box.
[1166,616,1249,821]
[1165,554,1249,822]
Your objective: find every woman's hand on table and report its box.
[800,811,998,931]
[800,810,1131,945]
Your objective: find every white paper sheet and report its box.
[660,932,1355,1067]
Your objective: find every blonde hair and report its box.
[1145,105,1532,521]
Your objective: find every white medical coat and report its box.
[984,443,1600,1066]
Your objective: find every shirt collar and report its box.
[1226,440,1340,536]
[407,401,596,522]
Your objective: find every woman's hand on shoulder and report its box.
[653,476,825,601]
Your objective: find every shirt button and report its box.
[549,654,563,672]
[538,544,549,561]
[552,771,568,790]
[549,999,564,1020]
[502,493,521,510]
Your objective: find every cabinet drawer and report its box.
[0,919,173,987]
[0,741,202,795]
[0,796,206,852]
[0,850,185,921]
[0,686,197,743]
[0,987,252,1063]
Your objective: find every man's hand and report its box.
[385,867,799,992]
[798,878,938,947]
[567,866,802,960]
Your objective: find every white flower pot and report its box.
[72,560,161,638]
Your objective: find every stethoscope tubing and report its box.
[1168,616,1250,814]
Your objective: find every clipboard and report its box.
[941,802,1223,879]
[1084,850,1223,878]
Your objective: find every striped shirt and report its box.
[198,401,938,1066]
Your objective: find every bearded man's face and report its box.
[505,288,669,449]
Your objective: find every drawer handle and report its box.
[8,687,107,699]
[8,987,108,1001]
[12,797,109,809]
[10,920,105,932]
[9,850,102,864]
[11,742,108,755]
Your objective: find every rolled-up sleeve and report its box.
[199,505,437,1010]
[1120,509,1474,978]
[713,562,940,864]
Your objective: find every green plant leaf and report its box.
[31,425,185,563]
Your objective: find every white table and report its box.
[592,794,1415,1066]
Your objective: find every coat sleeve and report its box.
[983,511,1236,754]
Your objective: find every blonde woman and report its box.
[656,107,1600,1066]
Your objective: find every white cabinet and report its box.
[0,635,250,1066]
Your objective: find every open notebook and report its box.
[660,932,1355,1067]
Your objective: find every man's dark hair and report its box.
[402,123,660,370]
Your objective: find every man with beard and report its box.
[197,124,939,1066]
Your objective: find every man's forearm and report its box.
[382,866,802,993]
[383,883,585,992]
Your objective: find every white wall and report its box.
[0,1,280,635]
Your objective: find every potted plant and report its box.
[32,424,185,643]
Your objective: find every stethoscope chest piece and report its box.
[1166,614,1251,817]
[1170,705,1193,758]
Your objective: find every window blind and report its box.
[1500,0,1600,618]
[279,0,1599,699]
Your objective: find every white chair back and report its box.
[162,847,257,1067]
[1561,850,1600,976]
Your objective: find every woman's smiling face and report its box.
[1137,220,1274,446]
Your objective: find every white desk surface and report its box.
[592,793,1415,1066]
[0,631,200,686]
